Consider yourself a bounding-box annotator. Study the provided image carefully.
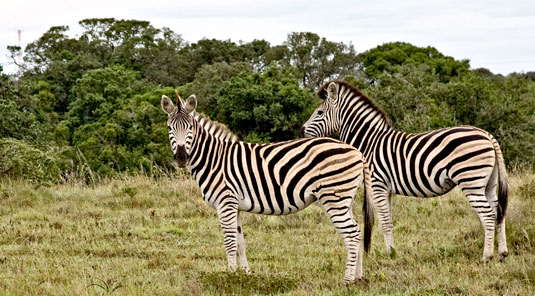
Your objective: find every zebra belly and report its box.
[235,188,317,215]
[390,169,457,198]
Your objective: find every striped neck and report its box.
[338,96,394,158]
[186,112,235,176]
[194,112,237,142]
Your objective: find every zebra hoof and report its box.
[498,251,509,261]
[342,279,353,286]
[343,277,368,286]
[480,255,493,264]
[227,265,237,272]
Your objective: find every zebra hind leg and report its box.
[236,213,250,272]
[485,167,508,259]
[373,187,395,257]
[460,185,496,263]
[319,192,362,284]
[216,198,240,271]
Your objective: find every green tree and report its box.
[358,42,470,82]
[215,64,317,142]
[363,64,455,133]
[58,65,167,174]
[186,62,253,116]
[0,72,48,143]
[284,32,360,89]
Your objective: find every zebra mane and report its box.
[194,112,238,142]
[317,80,391,125]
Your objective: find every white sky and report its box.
[1,0,535,75]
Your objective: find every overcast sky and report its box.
[1,0,534,75]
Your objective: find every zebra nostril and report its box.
[175,145,188,167]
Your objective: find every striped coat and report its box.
[162,93,374,283]
[301,81,508,262]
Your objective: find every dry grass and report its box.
[0,170,534,295]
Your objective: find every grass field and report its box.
[0,170,534,295]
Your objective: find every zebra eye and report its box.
[317,110,324,116]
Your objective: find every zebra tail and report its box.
[491,135,509,225]
[362,158,375,253]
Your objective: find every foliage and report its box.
[42,65,176,175]
[215,64,317,142]
[0,138,61,182]
[1,18,534,179]
[358,42,470,82]
[284,32,360,88]
[186,62,253,115]
[0,75,42,142]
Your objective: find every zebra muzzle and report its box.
[175,145,188,167]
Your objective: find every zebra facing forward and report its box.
[301,81,508,263]
[161,93,375,283]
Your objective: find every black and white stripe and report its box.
[301,81,508,262]
[161,93,375,283]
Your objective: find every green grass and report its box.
[0,171,534,295]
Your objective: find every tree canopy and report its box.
[2,18,534,181]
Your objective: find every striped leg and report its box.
[496,220,508,258]
[460,185,496,262]
[373,182,395,255]
[236,214,250,272]
[319,193,362,283]
[217,197,239,271]
[485,170,508,259]
[355,239,365,281]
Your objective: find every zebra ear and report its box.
[161,95,176,114]
[327,82,338,103]
[185,95,197,114]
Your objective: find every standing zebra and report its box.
[300,81,508,263]
[161,93,375,283]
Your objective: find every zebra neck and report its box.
[339,105,394,159]
[186,119,228,179]
[194,113,237,142]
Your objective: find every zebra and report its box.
[161,92,375,283]
[300,81,508,263]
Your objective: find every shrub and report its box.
[0,138,61,182]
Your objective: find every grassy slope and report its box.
[0,171,534,295]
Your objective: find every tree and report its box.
[358,42,470,82]
[215,64,317,142]
[284,32,360,89]
[186,62,253,116]
[362,64,455,133]
[0,72,48,143]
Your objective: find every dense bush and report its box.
[1,19,534,181]
[215,65,317,142]
[358,42,470,82]
[0,138,61,182]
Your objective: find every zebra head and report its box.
[161,93,198,168]
[300,81,340,138]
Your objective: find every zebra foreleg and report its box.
[236,213,250,272]
[319,194,362,283]
[217,198,239,271]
